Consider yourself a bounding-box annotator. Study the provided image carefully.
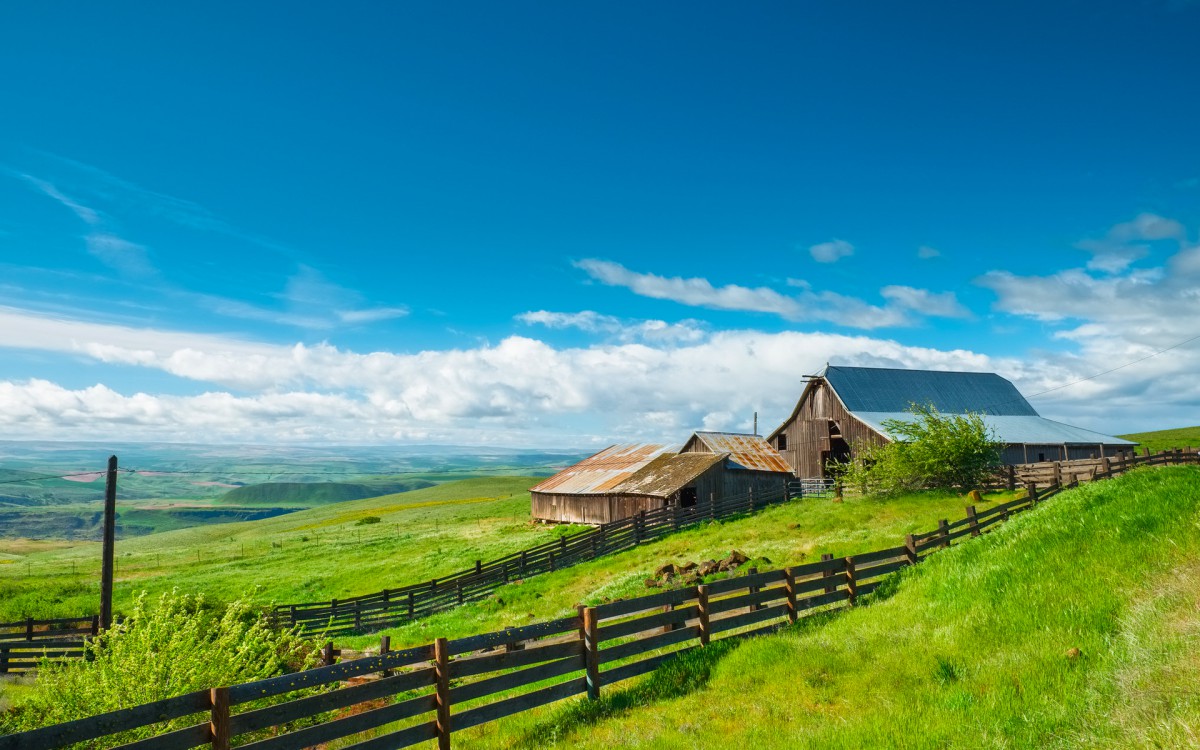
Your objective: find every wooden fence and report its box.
[985,447,1198,490]
[0,616,97,675]
[0,478,1076,750]
[273,484,800,636]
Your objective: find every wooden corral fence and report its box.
[274,484,800,636]
[0,478,1078,750]
[987,447,1198,490]
[0,616,97,675]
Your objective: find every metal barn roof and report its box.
[686,432,793,473]
[529,443,673,494]
[824,366,1038,416]
[614,452,727,498]
[852,413,1137,446]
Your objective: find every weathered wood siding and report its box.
[531,463,730,525]
[530,492,666,525]
[770,379,888,477]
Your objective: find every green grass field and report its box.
[446,465,1200,749]
[1119,425,1200,454]
[0,477,560,622]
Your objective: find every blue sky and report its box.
[1,1,1198,445]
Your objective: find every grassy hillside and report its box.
[1118,425,1200,454]
[216,478,436,506]
[337,487,1020,650]
[0,477,552,621]
[457,466,1200,749]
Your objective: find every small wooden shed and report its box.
[530,444,726,525]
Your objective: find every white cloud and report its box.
[880,286,972,319]
[20,175,100,225]
[809,239,854,263]
[917,245,941,259]
[516,310,707,344]
[575,259,967,329]
[84,233,156,279]
[1076,212,1186,273]
[576,259,803,318]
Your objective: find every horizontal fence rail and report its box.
[0,616,97,675]
[2,472,1107,749]
[273,483,799,637]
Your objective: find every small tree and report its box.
[834,403,1002,495]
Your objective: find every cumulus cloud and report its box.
[808,239,854,263]
[0,305,1038,443]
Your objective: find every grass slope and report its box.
[216,478,436,506]
[0,477,551,622]
[1118,425,1200,454]
[462,466,1200,750]
[347,488,1019,650]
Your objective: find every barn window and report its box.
[1038,452,1045,462]
[777,434,787,451]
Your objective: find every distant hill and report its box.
[218,478,436,506]
[1117,426,1200,454]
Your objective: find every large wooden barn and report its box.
[767,365,1136,478]
[530,433,792,524]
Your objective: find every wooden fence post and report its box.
[1053,462,1062,487]
[475,560,482,576]
[845,557,857,606]
[821,553,835,593]
[323,641,335,666]
[1027,483,1039,506]
[582,607,601,700]
[966,505,980,537]
[354,600,362,631]
[1006,464,1016,490]
[560,535,568,554]
[549,551,555,572]
[25,617,33,641]
[380,635,392,678]
[1101,457,1111,478]
[434,638,451,750]
[784,568,797,624]
[747,567,759,612]
[408,591,415,620]
[520,551,527,577]
[456,580,463,605]
[91,614,100,636]
[697,585,710,646]
[904,534,917,566]
[938,519,950,549]
[209,686,230,750]
[0,644,7,675]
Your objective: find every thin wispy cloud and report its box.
[516,309,707,344]
[917,245,941,259]
[19,174,101,225]
[574,259,969,330]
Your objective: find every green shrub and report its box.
[0,590,323,740]
[836,403,1002,495]
[356,515,382,526]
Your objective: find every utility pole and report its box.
[100,455,118,630]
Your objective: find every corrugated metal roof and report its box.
[529,443,674,494]
[689,432,793,473]
[615,452,727,498]
[825,366,1038,416]
[852,412,1137,446]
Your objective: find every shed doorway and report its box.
[680,486,698,507]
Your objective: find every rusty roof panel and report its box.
[530,443,674,495]
[690,432,792,473]
[614,452,726,498]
